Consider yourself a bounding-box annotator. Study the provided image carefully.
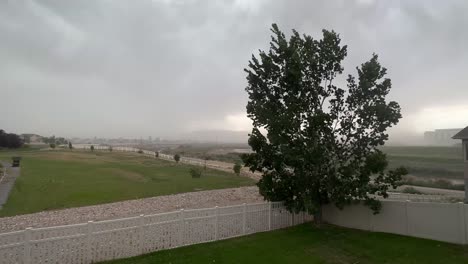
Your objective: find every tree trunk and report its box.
[313,204,323,226]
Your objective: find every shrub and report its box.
[190,168,202,178]
[90,145,94,151]
[174,154,180,163]
[155,152,159,158]
[137,149,143,154]
[109,146,113,152]
[401,187,423,195]
[233,162,242,175]
[68,142,73,149]
[49,143,56,149]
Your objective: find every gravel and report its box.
[0,186,263,233]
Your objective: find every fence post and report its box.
[139,214,145,254]
[24,227,32,264]
[405,200,410,236]
[86,221,94,262]
[459,202,466,244]
[290,211,293,227]
[268,202,272,231]
[214,206,219,241]
[179,209,185,246]
[242,203,247,234]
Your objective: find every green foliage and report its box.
[49,143,56,149]
[109,146,113,152]
[242,24,407,219]
[90,145,95,151]
[189,168,202,178]
[0,129,23,148]
[137,149,144,154]
[68,142,73,149]
[233,162,242,175]
[155,151,159,158]
[174,154,181,163]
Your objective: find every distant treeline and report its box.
[42,136,68,145]
[0,129,24,149]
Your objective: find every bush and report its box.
[401,187,423,195]
[137,149,143,154]
[109,146,113,152]
[233,162,242,175]
[155,152,159,158]
[49,143,56,149]
[68,142,73,149]
[90,145,94,151]
[174,154,180,163]
[190,168,202,178]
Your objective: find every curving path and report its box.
[0,161,20,209]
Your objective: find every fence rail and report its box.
[0,202,312,264]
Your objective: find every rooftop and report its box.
[452,127,468,139]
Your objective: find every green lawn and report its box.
[381,146,464,179]
[101,224,468,264]
[0,150,254,216]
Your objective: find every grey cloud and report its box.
[1,0,467,140]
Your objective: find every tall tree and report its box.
[242,24,406,223]
[0,129,24,149]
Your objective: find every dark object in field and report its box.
[190,168,202,178]
[11,156,21,167]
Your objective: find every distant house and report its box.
[424,128,463,146]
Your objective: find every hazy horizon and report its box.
[2,0,468,143]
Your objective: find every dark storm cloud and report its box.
[1,0,467,139]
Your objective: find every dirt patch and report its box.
[31,151,105,164]
[97,168,148,182]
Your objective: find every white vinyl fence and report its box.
[0,202,312,264]
[324,200,468,245]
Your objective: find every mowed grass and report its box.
[0,150,254,216]
[381,146,464,179]
[101,224,468,264]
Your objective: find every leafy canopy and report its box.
[242,24,406,215]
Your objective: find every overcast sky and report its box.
[1,0,468,141]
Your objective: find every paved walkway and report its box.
[0,161,20,209]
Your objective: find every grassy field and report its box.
[101,224,468,264]
[163,144,465,180]
[382,146,464,180]
[0,150,254,216]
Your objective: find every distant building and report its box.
[424,128,463,146]
[21,134,43,143]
